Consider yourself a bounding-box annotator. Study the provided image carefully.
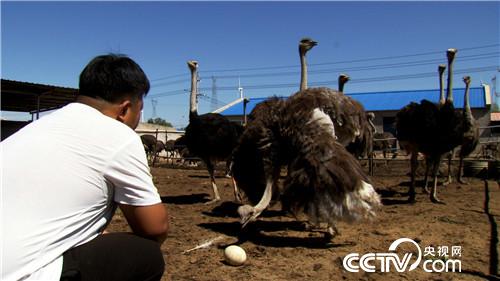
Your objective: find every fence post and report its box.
[152,129,159,167]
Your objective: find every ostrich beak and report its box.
[241,211,263,228]
[238,180,274,228]
[241,216,252,228]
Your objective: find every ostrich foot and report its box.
[204,198,221,205]
[324,226,339,240]
[430,195,445,204]
[234,191,243,203]
[301,221,312,231]
[408,193,416,203]
[442,177,453,186]
[458,178,468,185]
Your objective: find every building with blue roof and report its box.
[218,85,493,136]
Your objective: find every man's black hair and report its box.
[79,54,150,102]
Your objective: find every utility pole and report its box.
[211,76,217,112]
[493,74,499,111]
[151,98,158,119]
[238,77,243,99]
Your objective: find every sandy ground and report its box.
[107,158,500,281]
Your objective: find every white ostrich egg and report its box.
[224,245,247,266]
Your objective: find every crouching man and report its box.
[1,54,169,281]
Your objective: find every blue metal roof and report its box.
[220,96,287,116]
[219,87,486,116]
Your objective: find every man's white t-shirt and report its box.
[1,103,162,281]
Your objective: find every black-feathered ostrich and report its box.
[373,132,398,160]
[339,73,376,165]
[292,38,374,156]
[141,134,161,161]
[423,64,447,190]
[183,60,243,203]
[232,95,381,238]
[396,49,463,203]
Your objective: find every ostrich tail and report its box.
[343,181,381,221]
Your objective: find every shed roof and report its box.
[1,79,78,114]
[219,87,487,116]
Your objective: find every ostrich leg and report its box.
[430,157,445,204]
[226,160,242,202]
[231,177,243,203]
[423,157,431,194]
[409,152,418,203]
[205,161,221,204]
[443,150,453,186]
[457,156,468,184]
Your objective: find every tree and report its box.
[147,117,173,127]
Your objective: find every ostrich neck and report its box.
[446,61,454,102]
[253,179,274,213]
[439,72,445,104]
[189,69,198,117]
[300,52,307,91]
[368,118,376,134]
[464,84,473,121]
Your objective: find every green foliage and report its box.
[147,117,172,127]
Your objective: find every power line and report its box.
[147,65,497,98]
[210,52,498,80]
[149,49,498,88]
[149,43,498,82]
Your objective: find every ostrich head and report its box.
[463,75,471,85]
[187,60,198,71]
[338,74,350,92]
[237,204,260,228]
[299,38,317,55]
[237,178,274,228]
[438,64,446,74]
[446,48,457,62]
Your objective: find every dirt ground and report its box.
[107,158,500,281]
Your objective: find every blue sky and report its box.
[2,1,499,128]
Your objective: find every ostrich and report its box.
[141,134,159,160]
[396,48,463,203]
[299,38,317,91]
[164,139,177,158]
[338,73,376,171]
[291,43,373,155]
[456,76,480,183]
[373,132,398,160]
[232,97,381,238]
[423,64,448,190]
[183,60,243,203]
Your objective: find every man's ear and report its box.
[116,100,132,123]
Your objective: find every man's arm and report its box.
[119,203,169,243]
